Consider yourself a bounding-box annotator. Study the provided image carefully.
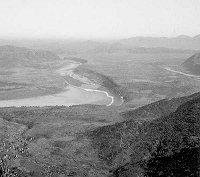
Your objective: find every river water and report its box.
[0,62,113,107]
[0,86,110,107]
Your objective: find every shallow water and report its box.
[0,85,110,107]
[0,62,121,107]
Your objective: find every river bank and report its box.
[57,62,124,106]
[0,61,123,107]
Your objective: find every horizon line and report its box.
[0,34,199,41]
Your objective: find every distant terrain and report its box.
[0,45,118,106]
[0,36,200,176]
[1,35,200,53]
[0,45,67,100]
[119,35,200,50]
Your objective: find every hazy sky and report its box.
[0,0,200,39]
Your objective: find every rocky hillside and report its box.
[182,52,200,75]
[0,91,200,176]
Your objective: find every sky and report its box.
[0,0,200,39]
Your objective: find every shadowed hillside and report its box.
[0,91,200,176]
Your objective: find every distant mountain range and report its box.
[119,35,200,50]
[1,35,200,55]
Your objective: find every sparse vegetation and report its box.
[0,91,200,176]
[0,43,200,176]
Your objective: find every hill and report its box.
[0,45,66,100]
[0,91,200,176]
[182,52,200,75]
[0,45,60,68]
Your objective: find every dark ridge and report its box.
[144,146,200,177]
[121,91,200,121]
[87,92,200,176]
[1,90,200,176]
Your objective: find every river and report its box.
[57,62,123,106]
[0,62,121,107]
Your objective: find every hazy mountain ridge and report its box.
[0,36,199,56]
[0,45,60,69]
[0,45,60,61]
[120,35,200,50]
[77,45,197,55]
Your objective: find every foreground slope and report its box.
[0,91,200,176]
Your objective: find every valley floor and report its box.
[0,61,123,107]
